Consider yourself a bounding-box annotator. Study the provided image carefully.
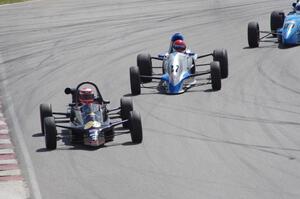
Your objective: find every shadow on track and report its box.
[34,127,139,152]
[32,132,43,137]
[243,42,299,50]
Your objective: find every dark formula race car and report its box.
[248,3,300,47]
[129,49,228,95]
[40,81,143,150]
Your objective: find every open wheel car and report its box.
[247,3,300,48]
[40,81,143,150]
[129,48,228,95]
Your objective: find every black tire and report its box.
[190,59,196,74]
[44,117,57,150]
[137,53,152,83]
[40,104,52,135]
[270,11,285,37]
[162,60,166,74]
[105,129,114,142]
[129,111,143,144]
[120,97,133,128]
[248,22,260,48]
[210,61,221,91]
[213,49,228,79]
[278,33,282,44]
[130,66,141,95]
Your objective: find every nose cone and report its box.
[168,83,180,93]
[169,73,177,84]
[283,30,293,40]
[282,24,297,44]
[84,129,105,146]
[88,139,103,146]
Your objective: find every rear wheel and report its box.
[210,61,221,91]
[248,22,260,48]
[137,53,152,83]
[40,104,52,135]
[213,49,228,79]
[130,66,141,95]
[44,117,57,150]
[129,111,143,144]
[120,97,133,128]
[270,11,285,37]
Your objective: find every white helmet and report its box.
[296,3,300,13]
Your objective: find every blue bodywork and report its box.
[277,13,300,45]
[160,52,196,94]
[161,71,192,94]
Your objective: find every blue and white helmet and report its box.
[171,33,184,42]
[296,2,300,13]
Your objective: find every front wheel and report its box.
[130,66,141,95]
[270,11,285,37]
[44,117,57,150]
[277,33,283,45]
[248,22,260,48]
[120,97,133,128]
[210,61,221,91]
[40,104,52,135]
[129,111,143,144]
[105,129,114,142]
[213,49,228,79]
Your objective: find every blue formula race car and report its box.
[248,3,300,47]
[129,33,228,95]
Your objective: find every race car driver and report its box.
[292,0,300,13]
[78,87,101,124]
[172,39,187,53]
[295,2,300,13]
[168,33,192,54]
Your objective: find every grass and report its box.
[0,0,27,5]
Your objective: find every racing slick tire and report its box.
[137,53,152,83]
[44,117,57,150]
[210,61,221,91]
[213,49,228,79]
[130,66,141,95]
[270,11,285,37]
[40,104,52,135]
[129,110,143,144]
[278,34,283,45]
[190,60,196,74]
[120,97,133,128]
[105,129,114,143]
[248,22,260,48]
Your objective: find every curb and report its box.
[0,102,29,199]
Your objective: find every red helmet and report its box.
[79,87,94,104]
[173,40,186,52]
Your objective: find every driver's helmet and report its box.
[296,3,300,13]
[79,87,94,104]
[173,40,186,52]
[171,33,184,42]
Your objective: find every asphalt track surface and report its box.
[0,0,300,198]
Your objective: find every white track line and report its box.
[0,169,21,176]
[0,159,17,164]
[0,129,9,134]
[0,148,14,154]
[0,139,11,144]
